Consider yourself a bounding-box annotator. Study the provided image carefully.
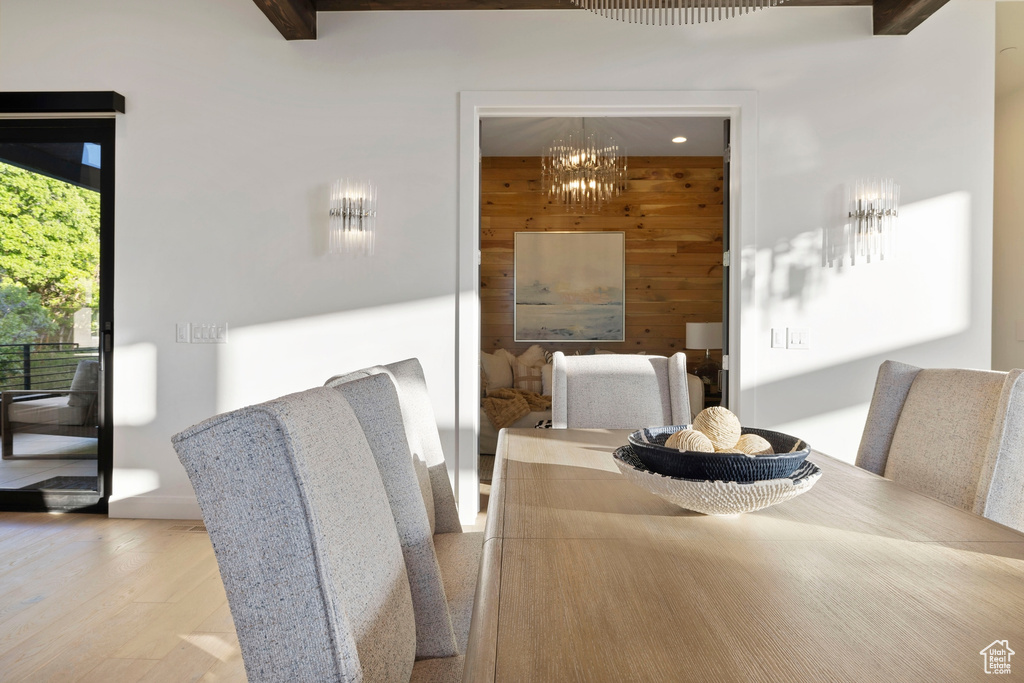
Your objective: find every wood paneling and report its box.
[480,156,724,361]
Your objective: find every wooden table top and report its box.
[463,428,1024,682]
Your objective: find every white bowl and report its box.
[613,445,822,516]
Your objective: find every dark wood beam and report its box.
[872,0,949,35]
[253,0,317,40]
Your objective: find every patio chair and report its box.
[1,359,99,460]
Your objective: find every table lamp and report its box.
[685,322,723,393]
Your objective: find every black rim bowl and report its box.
[626,425,810,483]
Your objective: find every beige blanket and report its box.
[482,388,552,431]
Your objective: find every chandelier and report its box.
[569,0,785,24]
[542,121,627,212]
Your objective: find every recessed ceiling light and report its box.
[672,136,687,143]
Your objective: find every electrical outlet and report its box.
[771,328,787,349]
[787,327,810,350]
[176,323,191,343]
[191,323,229,344]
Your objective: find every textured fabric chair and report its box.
[326,358,461,534]
[172,387,464,681]
[551,351,691,429]
[330,372,483,661]
[856,360,1024,532]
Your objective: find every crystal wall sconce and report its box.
[848,178,899,264]
[329,178,376,256]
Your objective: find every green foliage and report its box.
[0,282,56,345]
[0,162,100,342]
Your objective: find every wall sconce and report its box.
[847,178,899,264]
[329,178,376,256]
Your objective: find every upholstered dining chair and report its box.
[172,387,463,682]
[326,370,482,658]
[856,360,1024,532]
[551,351,692,429]
[326,358,462,534]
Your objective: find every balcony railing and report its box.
[0,343,99,392]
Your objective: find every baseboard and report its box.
[108,494,202,520]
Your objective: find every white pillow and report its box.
[517,344,548,368]
[481,349,514,393]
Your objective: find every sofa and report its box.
[479,346,705,455]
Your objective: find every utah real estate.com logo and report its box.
[980,640,1014,675]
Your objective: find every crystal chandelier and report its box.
[542,121,627,212]
[569,0,785,24]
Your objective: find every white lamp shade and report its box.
[685,322,723,350]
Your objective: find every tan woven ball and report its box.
[692,406,742,451]
[735,433,774,456]
[665,429,715,453]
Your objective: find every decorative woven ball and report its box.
[665,429,715,453]
[692,406,742,451]
[735,433,774,456]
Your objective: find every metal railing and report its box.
[0,343,99,392]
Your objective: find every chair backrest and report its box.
[327,372,460,658]
[326,358,462,534]
[856,360,1024,531]
[172,387,416,682]
[551,352,690,429]
[67,359,99,409]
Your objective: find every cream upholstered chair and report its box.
[326,370,482,659]
[174,387,431,681]
[551,351,692,429]
[856,360,1024,532]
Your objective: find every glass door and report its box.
[0,118,114,512]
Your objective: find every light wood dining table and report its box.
[463,428,1024,682]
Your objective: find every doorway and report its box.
[456,91,756,524]
[0,95,120,512]
[476,116,730,484]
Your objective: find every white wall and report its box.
[0,0,994,517]
[995,12,1024,373]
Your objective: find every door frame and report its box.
[456,90,757,523]
[0,92,123,512]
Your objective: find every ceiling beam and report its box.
[872,0,949,35]
[253,0,317,40]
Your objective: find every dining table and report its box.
[463,428,1024,682]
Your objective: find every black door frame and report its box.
[0,92,124,513]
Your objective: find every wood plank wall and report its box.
[480,156,724,365]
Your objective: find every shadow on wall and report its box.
[744,191,976,461]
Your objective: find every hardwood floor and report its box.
[0,509,488,682]
[0,512,244,682]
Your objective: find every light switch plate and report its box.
[787,327,810,350]
[176,323,191,343]
[771,328,787,349]
[191,323,229,344]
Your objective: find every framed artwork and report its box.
[514,231,625,342]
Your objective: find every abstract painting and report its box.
[514,231,625,342]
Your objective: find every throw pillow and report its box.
[541,363,553,397]
[512,358,544,394]
[481,349,514,394]
[517,344,548,368]
[67,360,100,407]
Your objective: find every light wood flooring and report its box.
[0,509,487,682]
